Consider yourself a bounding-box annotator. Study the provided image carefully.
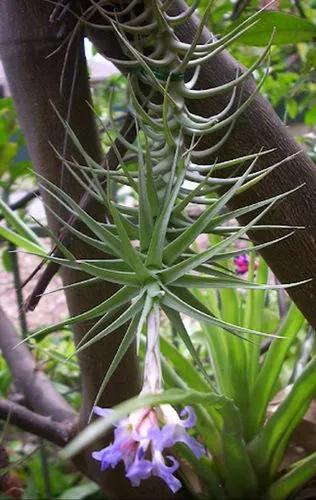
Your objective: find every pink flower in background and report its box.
[234,254,249,275]
[234,253,259,275]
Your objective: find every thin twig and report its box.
[23,113,136,312]
[0,306,75,423]
[230,0,251,20]
[0,400,72,447]
[294,0,306,18]
[0,190,40,223]
[6,209,52,498]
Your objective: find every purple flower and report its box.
[126,447,153,486]
[234,254,249,275]
[152,451,181,493]
[91,418,137,471]
[92,404,205,493]
[151,405,205,459]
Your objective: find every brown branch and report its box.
[0,306,75,423]
[171,0,316,330]
[22,261,59,310]
[0,399,73,446]
[88,0,316,332]
[230,0,251,20]
[23,112,136,312]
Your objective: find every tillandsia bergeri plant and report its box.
[0,0,315,498]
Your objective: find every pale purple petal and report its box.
[92,404,204,493]
[91,450,104,461]
[92,443,122,470]
[126,447,153,487]
[150,424,175,451]
[113,429,138,470]
[152,424,205,458]
[92,420,137,471]
[179,433,205,459]
[180,406,196,428]
[113,423,130,441]
[152,453,181,493]
[94,406,113,418]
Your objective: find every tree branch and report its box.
[0,399,73,447]
[86,0,316,331]
[0,306,75,423]
[230,0,251,21]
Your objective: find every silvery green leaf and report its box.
[164,155,259,264]
[162,287,278,339]
[91,312,141,412]
[75,293,145,354]
[39,178,123,258]
[19,285,138,344]
[163,306,214,386]
[109,201,151,281]
[159,197,279,284]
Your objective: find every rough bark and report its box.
[86,0,316,330]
